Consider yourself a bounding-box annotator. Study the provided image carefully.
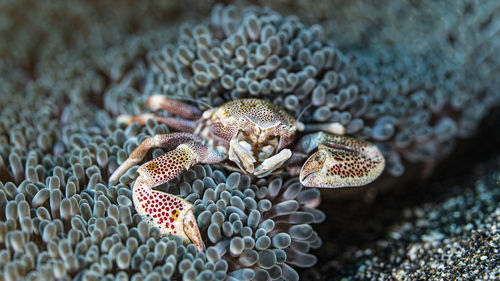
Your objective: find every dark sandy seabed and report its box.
[305,110,500,280]
[0,0,499,280]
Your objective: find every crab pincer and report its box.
[133,177,203,251]
[110,134,225,251]
[298,132,385,188]
[111,98,386,251]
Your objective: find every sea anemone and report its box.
[144,4,500,178]
[0,102,324,280]
[1,1,499,280]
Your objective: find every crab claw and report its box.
[254,148,292,177]
[299,133,385,188]
[133,177,204,251]
[182,209,204,252]
[121,138,226,252]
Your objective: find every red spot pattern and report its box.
[134,176,186,236]
[325,151,378,179]
[142,146,194,186]
[302,135,385,187]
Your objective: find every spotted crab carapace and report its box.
[109,96,385,251]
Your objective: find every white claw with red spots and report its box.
[110,97,388,250]
[130,142,215,252]
[137,144,196,186]
[299,132,385,188]
[133,177,204,251]
[109,133,226,252]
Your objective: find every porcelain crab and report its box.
[109,95,385,251]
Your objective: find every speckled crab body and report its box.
[109,96,385,251]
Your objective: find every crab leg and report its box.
[118,113,197,132]
[146,95,202,120]
[117,95,203,131]
[109,133,203,183]
[132,141,224,251]
[228,138,257,173]
[254,148,292,177]
[113,137,224,251]
[133,176,203,251]
[298,132,385,188]
[135,140,225,185]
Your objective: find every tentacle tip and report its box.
[296,121,305,132]
[324,122,346,135]
[108,178,119,186]
[117,114,133,124]
[146,95,165,111]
